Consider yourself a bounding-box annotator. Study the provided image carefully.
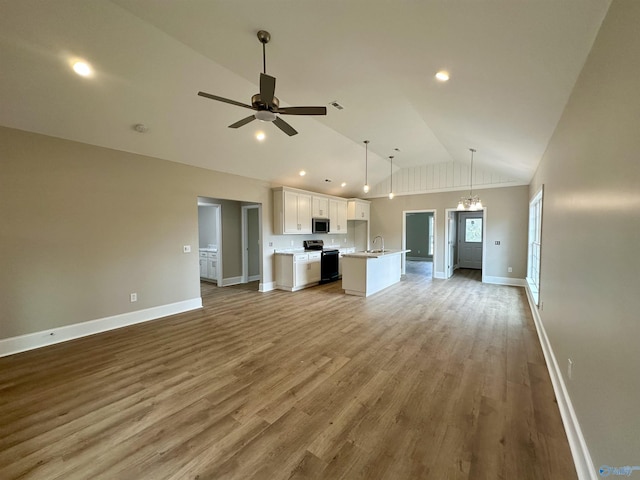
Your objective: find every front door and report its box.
[458,212,483,269]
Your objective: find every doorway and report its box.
[444,209,486,280]
[242,205,261,288]
[402,210,436,279]
[197,200,222,287]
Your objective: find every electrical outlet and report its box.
[290,240,294,246]
[183,245,191,253]
[495,241,501,245]
[567,358,573,380]
[508,267,513,273]
[130,292,137,302]
[268,242,273,247]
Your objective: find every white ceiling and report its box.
[0,0,610,197]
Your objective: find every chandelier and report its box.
[457,148,483,211]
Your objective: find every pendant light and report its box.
[388,155,395,199]
[363,140,370,193]
[457,148,483,210]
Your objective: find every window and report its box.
[527,187,543,305]
[465,218,483,242]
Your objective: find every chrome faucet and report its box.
[373,235,384,252]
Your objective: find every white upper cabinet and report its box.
[347,199,370,221]
[274,187,355,235]
[312,196,329,218]
[329,199,348,233]
[274,187,312,234]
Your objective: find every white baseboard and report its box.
[434,271,447,279]
[483,275,526,287]
[248,274,261,282]
[525,286,596,480]
[0,298,202,358]
[221,276,243,287]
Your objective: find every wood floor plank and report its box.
[0,268,577,479]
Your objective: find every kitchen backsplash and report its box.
[270,233,350,251]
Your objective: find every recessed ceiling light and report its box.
[341,182,347,187]
[72,61,93,77]
[299,170,306,176]
[256,131,266,141]
[435,70,450,82]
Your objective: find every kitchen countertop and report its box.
[342,249,410,259]
[274,246,353,255]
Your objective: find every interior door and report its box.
[458,212,483,269]
[447,212,457,278]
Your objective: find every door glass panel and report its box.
[465,218,482,242]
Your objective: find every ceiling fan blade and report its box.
[273,117,298,136]
[260,73,276,108]
[198,91,255,110]
[229,115,256,129]
[276,106,327,116]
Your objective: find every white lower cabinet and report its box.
[275,252,321,291]
[199,252,208,277]
[200,251,217,282]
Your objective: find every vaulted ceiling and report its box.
[0,0,610,197]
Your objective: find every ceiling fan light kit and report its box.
[457,148,484,211]
[197,30,327,136]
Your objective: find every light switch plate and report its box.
[183,245,191,253]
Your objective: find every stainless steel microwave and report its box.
[312,217,330,234]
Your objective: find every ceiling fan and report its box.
[197,30,327,136]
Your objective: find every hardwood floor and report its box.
[0,271,576,479]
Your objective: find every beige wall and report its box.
[369,185,529,279]
[529,0,640,468]
[0,126,273,339]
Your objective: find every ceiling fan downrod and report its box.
[257,30,271,74]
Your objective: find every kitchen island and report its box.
[341,249,410,297]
